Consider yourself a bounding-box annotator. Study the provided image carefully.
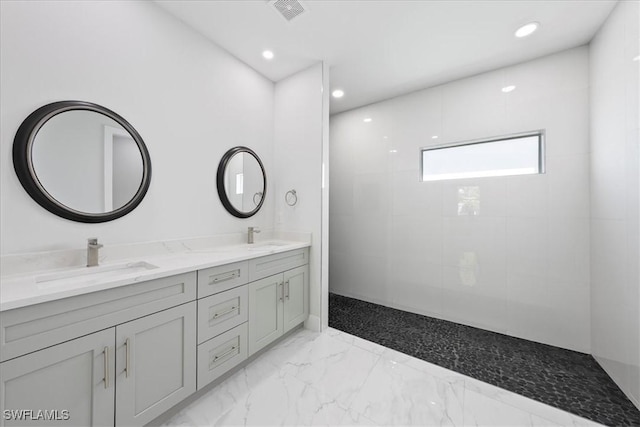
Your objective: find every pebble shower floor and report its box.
[329,293,640,427]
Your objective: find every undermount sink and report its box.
[35,261,158,289]
[191,241,291,254]
[247,241,290,251]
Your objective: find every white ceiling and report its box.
[156,0,616,114]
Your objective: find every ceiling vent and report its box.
[269,0,306,22]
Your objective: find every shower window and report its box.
[421,131,545,181]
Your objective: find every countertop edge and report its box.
[0,241,311,312]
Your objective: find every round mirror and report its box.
[13,101,151,223]
[216,146,266,218]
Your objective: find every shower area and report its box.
[328,2,639,425]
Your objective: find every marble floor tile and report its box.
[163,355,281,426]
[163,326,610,427]
[463,378,604,427]
[327,327,387,355]
[463,389,557,427]
[339,409,379,426]
[350,355,465,426]
[214,372,347,426]
[378,347,464,383]
[280,332,381,409]
[260,326,322,367]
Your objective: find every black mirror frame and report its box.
[216,146,266,219]
[12,101,152,223]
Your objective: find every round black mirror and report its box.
[216,146,266,218]
[13,101,152,223]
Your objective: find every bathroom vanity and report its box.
[0,242,309,426]
[2,100,311,426]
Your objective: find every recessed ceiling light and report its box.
[502,85,516,93]
[332,89,344,98]
[262,50,274,60]
[363,117,372,123]
[389,149,398,153]
[633,55,640,62]
[432,135,439,139]
[515,22,539,38]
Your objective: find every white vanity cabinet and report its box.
[195,263,250,391]
[0,272,197,427]
[0,329,115,427]
[248,249,309,356]
[115,302,196,426]
[0,245,310,426]
[195,248,309,387]
[248,274,284,354]
[0,302,196,427]
[282,265,309,332]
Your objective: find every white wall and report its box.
[274,63,325,331]
[321,62,331,330]
[590,0,640,408]
[0,1,274,255]
[330,47,591,353]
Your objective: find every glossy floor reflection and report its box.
[162,326,604,426]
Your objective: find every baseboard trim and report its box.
[304,314,321,332]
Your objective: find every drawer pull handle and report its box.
[285,280,290,300]
[211,306,237,321]
[211,346,237,364]
[103,346,109,389]
[279,282,284,302]
[210,270,239,285]
[125,338,131,378]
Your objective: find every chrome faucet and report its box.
[247,227,260,244]
[87,238,103,267]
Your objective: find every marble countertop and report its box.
[0,240,310,312]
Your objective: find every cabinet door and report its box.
[115,302,196,426]
[248,274,283,356]
[283,265,309,333]
[0,329,115,427]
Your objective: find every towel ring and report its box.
[253,192,263,206]
[285,189,297,206]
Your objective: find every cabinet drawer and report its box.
[248,248,308,281]
[197,285,248,344]
[197,261,248,298]
[197,322,247,390]
[1,272,196,362]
